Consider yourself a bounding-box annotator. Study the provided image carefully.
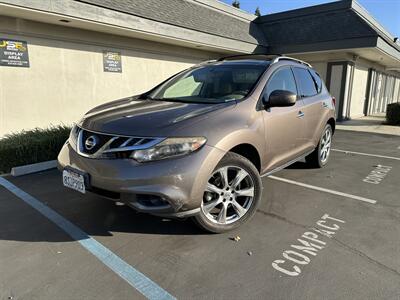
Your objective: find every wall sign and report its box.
[0,39,30,67]
[103,51,122,73]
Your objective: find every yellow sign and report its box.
[0,40,27,52]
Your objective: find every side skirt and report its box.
[260,149,314,178]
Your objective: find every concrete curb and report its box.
[336,126,400,136]
[11,160,57,177]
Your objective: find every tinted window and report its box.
[309,69,322,93]
[293,67,318,97]
[150,64,267,104]
[264,67,297,100]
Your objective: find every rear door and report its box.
[261,66,306,171]
[292,67,324,150]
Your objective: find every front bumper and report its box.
[58,142,226,217]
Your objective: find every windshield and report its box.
[149,63,267,104]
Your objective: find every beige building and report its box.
[0,0,399,136]
[256,0,400,120]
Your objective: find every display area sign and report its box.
[103,51,122,72]
[0,39,30,67]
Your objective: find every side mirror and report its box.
[262,90,297,109]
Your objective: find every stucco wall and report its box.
[309,62,327,82]
[0,17,220,136]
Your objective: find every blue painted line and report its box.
[0,177,176,300]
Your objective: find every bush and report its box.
[386,103,400,126]
[0,125,71,174]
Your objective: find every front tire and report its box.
[194,152,262,233]
[305,124,333,168]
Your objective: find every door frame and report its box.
[326,61,354,121]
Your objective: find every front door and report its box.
[292,67,324,150]
[261,66,306,172]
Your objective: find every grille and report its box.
[73,127,163,159]
[80,129,113,155]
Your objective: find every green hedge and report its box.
[386,103,400,126]
[0,126,71,174]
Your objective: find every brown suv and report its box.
[58,55,335,232]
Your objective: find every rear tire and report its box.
[193,152,262,233]
[305,124,333,168]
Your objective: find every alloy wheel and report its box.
[201,166,255,225]
[320,128,332,163]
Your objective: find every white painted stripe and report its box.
[332,149,400,161]
[268,176,377,204]
[0,177,175,300]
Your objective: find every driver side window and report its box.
[264,67,298,101]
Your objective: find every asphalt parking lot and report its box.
[1,130,400,300]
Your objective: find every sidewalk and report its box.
[336,115,400,136]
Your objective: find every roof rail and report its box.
[271,56,312,67]
[193,59,217,67]
[217,53,282,61]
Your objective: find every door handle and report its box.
[322,102,329,108]
[297,111,305,118]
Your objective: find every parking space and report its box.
[1,130,400,299]
[332,130,400,158]
[275,151,399,206]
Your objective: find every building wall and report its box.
[0,17,220,136]
[350,57,400,117]
[295,52,400,119]
[309,62,327,82]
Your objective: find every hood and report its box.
[80,96,236,137]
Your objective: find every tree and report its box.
[232,0,240,8]
[255,6,261,17]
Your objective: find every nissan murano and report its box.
[58,55,336,233]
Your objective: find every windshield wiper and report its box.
[151,97,193,103]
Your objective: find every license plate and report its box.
[63,169,86,194]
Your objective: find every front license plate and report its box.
[63,169,86,194]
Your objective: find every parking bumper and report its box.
[57,142,226,215]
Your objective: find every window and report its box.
[264,67,297,100]
[293,67,318,97]
[150,63,268,104]
[163,76,202,98]
[309,69,322,93]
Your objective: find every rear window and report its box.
[309,69,323,93]
[292,67,318,97]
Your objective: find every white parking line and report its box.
[332,149,400,161]
[0,177,175,300]
[268,176,377,204]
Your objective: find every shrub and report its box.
[386,103,400,126]
[0,125,71,174]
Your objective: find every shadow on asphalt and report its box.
[0,158,321,243]
[285,160,321,170]
[0,179,206,244]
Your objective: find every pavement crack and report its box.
[256,209,311,230]
[329,237,400,278]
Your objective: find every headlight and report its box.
[131,137,207,162]
[69,125,80,148]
